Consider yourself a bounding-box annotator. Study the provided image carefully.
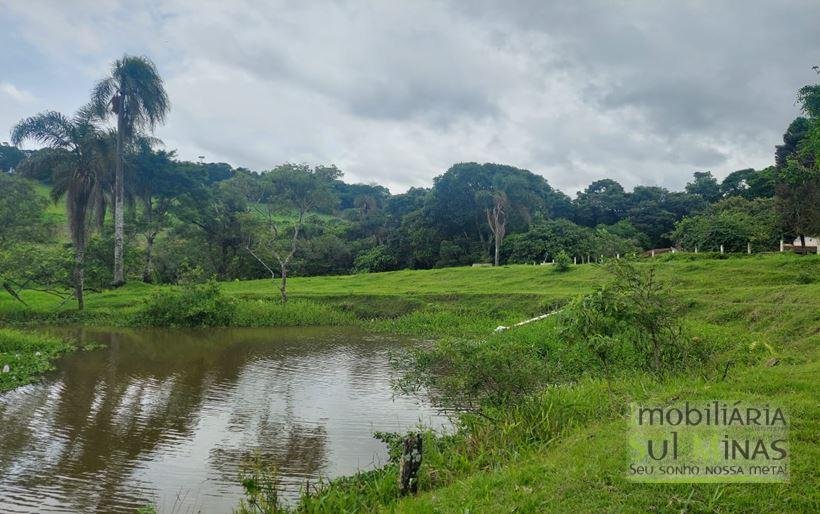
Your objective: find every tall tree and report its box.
[480,190,508,266]
[11,106,108,309]
[174,174,246,281]
[0,143,26,173]
[573,179,627,227]
[427,163,560,263]
[0,174,48,244]
[685,171,722,203]
[92,55,169,286]
[130,139,184,282]
[775,78,820,249]
[775,117,811,168]
[244,164,337,302]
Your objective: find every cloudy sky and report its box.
[1,0,818,194]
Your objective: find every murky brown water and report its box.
[0,326,446,513]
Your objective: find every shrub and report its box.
[237,455,285,514]
[558,261,701,374]
[136,281,236,327]
[353,245,396,273]
[553,250,572,272]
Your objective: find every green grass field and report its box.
[1,253,818,512]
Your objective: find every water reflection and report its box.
[0,327,446,513]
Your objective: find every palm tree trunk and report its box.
[112,95,126,287]
[74,247,85,311]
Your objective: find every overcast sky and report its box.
[1,0,819,194]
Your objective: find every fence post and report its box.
[780,239,784,252]
[651,249,655,257]
[720,244,724,254]
[573,256,577,265]
[747,242,751,254]
[616,253,620,259]
[694,246,698,254]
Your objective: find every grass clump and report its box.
[233,298,355,327]
[135,280,236,327]
[0,328,74,392]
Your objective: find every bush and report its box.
[353,245,396,273]
[136,281,236,327]
[394,335,560,408]
[557,261,702,374]
[553,250,572,272]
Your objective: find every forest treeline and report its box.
[1,56,818,306]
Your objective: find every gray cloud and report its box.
[1,0,818,193]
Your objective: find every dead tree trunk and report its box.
[276,220,300,303]
[485,193,507,267]
[279,265,288,302]
[398,433,423,495]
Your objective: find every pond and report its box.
[0,326,447,513]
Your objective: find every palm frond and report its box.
[114,55,170,132]
[90,76,118,118]
[11,111,74,149]
[13,105,111,246]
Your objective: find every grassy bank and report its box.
[0,253,818,512]
[2,253,814,334]
[0,328,75,392]
[232,254,816,513]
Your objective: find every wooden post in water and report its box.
[398,433,423,495]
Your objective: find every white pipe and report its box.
[495,310,560,332]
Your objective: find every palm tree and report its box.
[92,55,170,287]
[11,106,109,310]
